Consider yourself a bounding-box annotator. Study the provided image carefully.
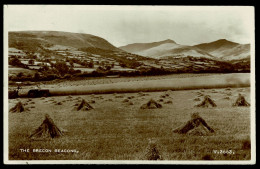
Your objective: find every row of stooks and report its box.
[9,93,250,139]
[9,93,250,114]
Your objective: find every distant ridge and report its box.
[193,39,239,53]
[119,39,177,54]
[120,38,250,60]
[193,39,250,60]
[119,39,213,59]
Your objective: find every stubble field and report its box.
[8,84,251,160]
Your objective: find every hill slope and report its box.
[8,31,153,71]
[119,39,176,53]
[119,39,213,59]
[9,31,122,52]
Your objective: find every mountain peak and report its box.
[218,38,228,41]
[216,39,230,42]
[161,39,176,44]
[194,39,239,49]
[215,39,238,45]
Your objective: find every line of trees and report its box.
[9,56,28,68]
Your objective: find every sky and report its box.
[4,5,254,47]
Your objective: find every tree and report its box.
[17,72,24,78]
[100,61,105,67]
[97,66,106,72]
[34,72,40,80]
[105,65,112,71]
[28,59,35,65]
[111,63,114,68]
[54,61,69,76]
[69,60,74,67]
[9,56,22,66]
[40,65,49,71]
[120,63,126,68]
[88,61,94,68]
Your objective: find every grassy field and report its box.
[49,73,249,95]
[10,73,215,92]
[12,73,217,95]
[38,73,217,88]
[8,86,251,160]
[8,67,36,77]
[16,73,250,97]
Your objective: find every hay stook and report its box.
[164,100,173,104]
[144,140,163,160]
[77,99,93,111]
[196,95,216,107]
[140,99,162,109]
[29,114,63,139]
[233,94,250,107]
[9,101,25,113]
[194,97,201,101]
[173,112,214,136]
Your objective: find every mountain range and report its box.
[119,39,250,61]
[9,31,250,61]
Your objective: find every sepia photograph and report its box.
[3,5,255,164]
